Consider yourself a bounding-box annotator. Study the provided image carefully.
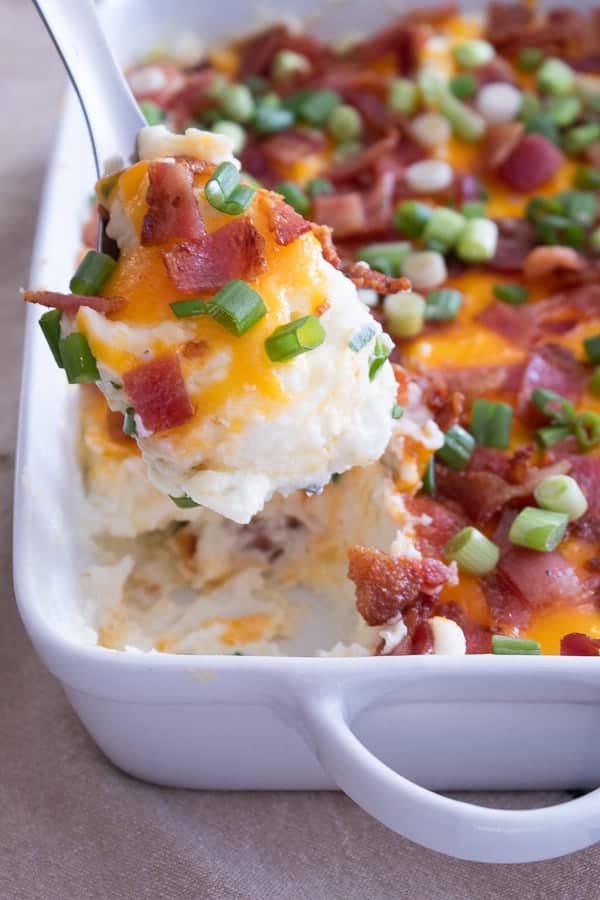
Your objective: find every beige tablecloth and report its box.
[3,2,600,897]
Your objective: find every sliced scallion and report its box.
[205,162,256,215]
[436,424,475,471]
[306,177,334,198]
[422,207,466,252]
[368,334,393,381]
[461,201,486,219]
[393,200,432,238]
[440,92,486,143]
[169,494,200,508]
[59,333,100,384]
[424,288,463,322]
[296,89,340,126]
[265,315,325,362]
[456,218,498,262]
[274,181,310,216]
[253,106,294,134]
[492,635,541,655]
[123,407,137,437]
[470,398,513,449]
[534,474,588,522]
[348,324,376,352]
[357,242,410,276]
[557,190,598,227]
[536,425,571,448]
[388,78,419,115]
[531,388,576,426]
[590,367,600,397]
[39,309,63,368]
[139,100,165,125]
[391,404,404,420]
[508,506,568,552]
[423,457,436,495]
[493,282,529,305]
[536,57,575,96]
[574,410,600,451]
[574,166,600,190]
[444,526,500,576]
[220,83,255,123]
[517,47,544,72]
[452,39,495,69]
[563,123,600,157]
[384,291,425,338]
[449,73,477,100]
[69,250,116,296]
[583,333,600,364]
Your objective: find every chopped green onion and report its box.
[110,381,121,390]
[526,195,563,223]
[296,89,340,126]
[271,49,311,82]
[423,207,466,252]
[327,104,362,142]
[470,398,513,449]
[39,309,63,368]
[138,100,165,125]
[423,457,436,496]
[537,57,576,96]
[590,367,600,397]
[391,404,404,420]
[368,334,393,381]
[563,123,600,157]
[452,39,495,69]
[535,214,583,248]
[436,424,475,471]
[383,291,425,338]
[402,251,447,292]
[492,635,541,655]
[536,425,571,448]
[461,201,487,219]
[239,171,262,190]
[388,78,419,115]
[220,83,255,123]
[574,410,600,450]
[169,298,208,318]
[444,526,500,576]
[274,181,310,217]
[69,250,116,296]
[534,474,588,522]
[440,93,486,142]
[557,190,598,227]
[253,106,294,134]
[333,140,362,161]
[547,95,581,127]
[574,166,600,190]
[169,494,200,509]
[393,200,432,238]
[205,161,256,216]
[590,227,600,255]
[417,68,445,108]
[123,407,137,437]
[357,242,410,276]
[59,333,100,384]
[211,120,246,155]
[306,177,334,198]
[449,73,477,100]
[257,91,282,109]
[456,218,498,262]
[509,506,568,552]
[244,75,269,95]
[348,324,376,352]
[522,113,560,146]
[265,315,326,362]
[583,333,600,363]
[493,282,529,305]
[172,280,267,337]
[518,91,541,122]
[531,387,576,425]
[424,288,463,322]
[517,47,544,71]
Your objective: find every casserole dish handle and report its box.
[301,690,600,864]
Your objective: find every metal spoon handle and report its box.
[32,0,145,175]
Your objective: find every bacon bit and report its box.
[353,19,425,75]
[174,530,198,564]
[122,354,194,434]
[506,444,535,485]
[424,363,525,405]
[434,601,493,653]
[380,595,436,656]
[141,161,205,246]
[392,364,410,405]
[23,290,125,315]
[174,155,213,176]
[181,339,209,360]
[483,122,524,174]
[560,633,600,656]
[488,217,536,273]
[261,128,326,169]
[327,132,399,183]
[486,3,535,51]
[163,218,267,292]
[311,223,342,269]
[403,3,457,25]
[344,261,410,294]
[477,300,534,348]
[480,572,531,634]
[406,495,469,559]
[558,455,600,542]
[348,546,453,626]
[523,246,585,282]
[475,55,517,86]
[237,25,328,78]
[312,192,366,238]
[105,410,134,447]
[516,345,587,424]
[498,134,565,192]
[267,196,311,246]
[164,69,219,132]
[420,369,465,430]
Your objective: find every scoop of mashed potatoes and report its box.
[50,126,403,523]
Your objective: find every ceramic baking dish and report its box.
[13,0,600,865]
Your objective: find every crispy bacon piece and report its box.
[261,128,326,169]
[424,363,525,405]
[327,132,399,183]
[353,19,425,75]
[348,546,453,626]
[344,261,410,293]
[477,300,534,348]
[122,354,194,434]
[23,290,125,315]
[498,135,565,192]
[311,223,341,269]
[523,246,585,282]
[405,496,469,559]
[141,160,206,246]
[558,455,600,542]
[561,633,600,656]
[267,196,311,246]
[516,345,587,425]
[312,191,366,239]
[164,69,220,132]
[163,218,267,292]
[487,216,536,273]
[237,26,328,78]
[486,2,534,50]
[480,572,531,634]
[483,123,524,174]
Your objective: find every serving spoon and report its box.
[32,0,145,178]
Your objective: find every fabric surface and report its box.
[2,1,600,897]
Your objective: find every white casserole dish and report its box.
[13,0,600,865]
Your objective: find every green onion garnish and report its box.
[295,89,340,126]
[583,333,600,364]
[59,333,100,384]
[492,635,541,655]
[274,181,310,217]
[388,78,418,115]
[547,95,581,127]
[470,398,513,449]
[574,410,600,451]
[393,200,432,238]
[436,424,475,471]
[171,280,267,337]
[534,474,588,522]
[449,73,477,100]
[39,309,63,368]
[306,177,334,199]
[356,242,410,277]
[169,494,200,508]
[508,506,568,552]
[523,113,560,146]
[391,404,404,420]
[493,283,529,305]
[444,526,500,576]
[535,214,584,248]
[424,288,463,322]
[123,407,137,437]
[69,250,116,296]
[452,39,495,69]
[517,47,544,71]
[519,91,541,122]
[348,324,376,352]
[328,104,362,142]
[455,218,498,262]
[205,162,256,215]
[368,335,393,381]
[139,100,165,125]
[591,228,600,255]
[536,425,571,448]
[384,291,425,338]
[575,166,600,190]
[253,106,294,134]
[537,57,575,96]
[440,92,486,142]
[557,190,598,227]
[265,315,326,362]
[423,208,466,252]
[531,388,576,426]
[590,367,600,397]
[563,123,600,157]
[423,457,436,496]
[220,83,255,123]
[212,120,247,155]
[461,201,486,219]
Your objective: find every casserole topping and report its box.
[34,2,600,656]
